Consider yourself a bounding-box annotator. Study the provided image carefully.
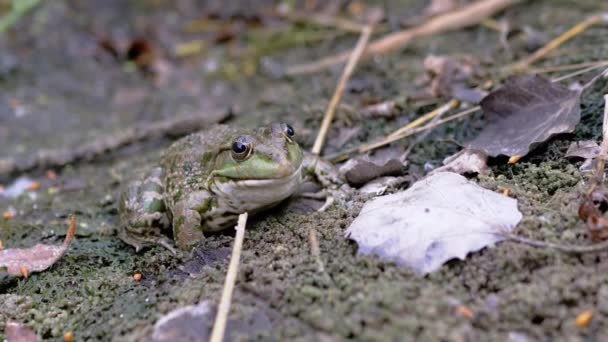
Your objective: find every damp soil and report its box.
[1,0,608,341]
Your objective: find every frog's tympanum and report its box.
[119,123,348,252]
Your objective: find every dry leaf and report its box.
[0,216,76,277]
[565,140,600,160]
[469,75,581,157]
[4,321,36,342]
[431,149,488,175]
[346,172,522,274]
[340,148,407,186]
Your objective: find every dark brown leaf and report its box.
[340,148,406,186]
[0,216,76,277]
[469,75,581,157]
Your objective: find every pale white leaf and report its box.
[345,172,522,274]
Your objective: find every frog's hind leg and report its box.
[119,167,175,254]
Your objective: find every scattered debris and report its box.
[579,95,608,241]
[430,149,488,175]
[456,305,474,320]
[508,155,522,164]
[420,54,482,101]
[126,38,155,70]
[46,170,58,181]
[358,176,410,196]
[1,177,37,199]
[152,301,213,342]
[63,331,74,342]
[423,0,461,17]
[361,99,401,118]
[3,208,16,220]
[469,75,581,157]
[25,181,40,192]
[346,172,522,274]
[4,321,36,342]
[575,309,593,328]
[511,13,608,71]
[0,216,76,277]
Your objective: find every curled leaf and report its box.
[0,216,76,277]
[469,75,581,157]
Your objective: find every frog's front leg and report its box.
[119,167,174,253]
[302,154,353,210]
[172,191,211,250]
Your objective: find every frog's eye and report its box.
[231,137,253,161]
[284,124,295,138]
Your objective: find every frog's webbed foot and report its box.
[302,154,354,210]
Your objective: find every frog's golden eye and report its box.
[231,136,253,161]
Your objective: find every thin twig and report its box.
[388,99,460,139]
[308,227,325,273]
[268,9,367,33]
[210,212,248,342]
[328,105,480,162]
[529,60,608,75]
[286,0,517,75]
[510,14,606,72]
[551,61,608,83]
[360,102,473,154]
[311,24,373,155]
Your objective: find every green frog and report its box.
[118,123,349,252]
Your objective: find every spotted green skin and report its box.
[119,123,344,252]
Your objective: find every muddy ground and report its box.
[1,0,608,341]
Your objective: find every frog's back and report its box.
[161,125,239,201]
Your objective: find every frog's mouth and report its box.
[210,164,303,211]
[229,163,303,187]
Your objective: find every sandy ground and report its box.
[1,0,608,340]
